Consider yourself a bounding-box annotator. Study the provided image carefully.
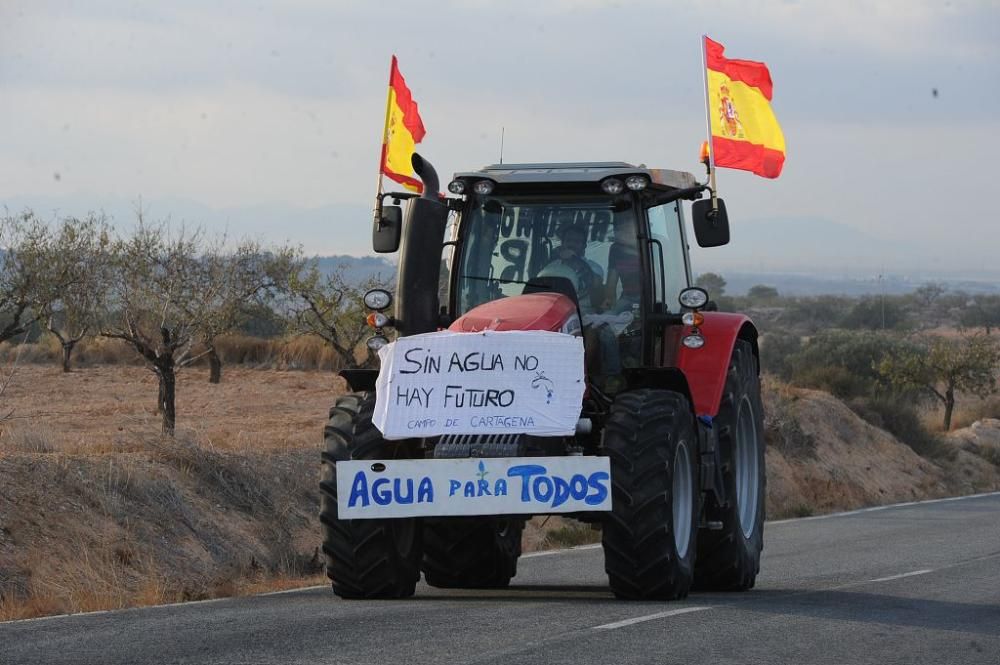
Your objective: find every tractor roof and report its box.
[452,162,699,191]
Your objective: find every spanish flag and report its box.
[380,56,426,192]
[704,37,785,179]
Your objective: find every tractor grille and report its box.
[433,434,526,459]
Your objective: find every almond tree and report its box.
[282,262,388,370]
[193,242,300,383]
[45,214,112,371]
[878,333,1000,430]
[98,221,230,435]
[0,212,58,343]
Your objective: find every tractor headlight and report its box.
[625,175,649,191]
[447,180,466,195]
[366,335,390,351]
[678,287,709,310]
[472,180,495,195]
[601,178,624,195]
[363,289,392,311]
[682,334,705,349]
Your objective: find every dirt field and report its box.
[1,365,342,453]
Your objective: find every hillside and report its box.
[1,367,998,619]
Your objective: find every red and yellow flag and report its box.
[704,37,785,179]
[379,55,426,192]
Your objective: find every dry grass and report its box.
[0,365,340,620]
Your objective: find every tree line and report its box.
[693,273,1000,439]
[0,211,388,435]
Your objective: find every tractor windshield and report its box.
[455,196,637,316]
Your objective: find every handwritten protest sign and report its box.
[337,456,611,518]
[373,330,585,440]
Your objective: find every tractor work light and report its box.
[601,178,624,195]
[625,175,649,191]
[366,335,390,352]
[678,287,709,310]
[366,312,390,328]
[363,288,392,311]
[681,311,705,327]
[472,180,495,195]
[447,180,466,194]
[682,334,705,349]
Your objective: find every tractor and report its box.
[319,154,764,600]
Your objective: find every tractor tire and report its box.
[601,389,700,600]
[422,517,525,588]
[319,392,422,599]
[694,339,766,591]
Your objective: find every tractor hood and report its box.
[449,293,579,334]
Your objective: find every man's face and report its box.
[560,230,586,258]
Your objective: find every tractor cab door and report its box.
[643,200,692,366]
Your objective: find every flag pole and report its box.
[700,35,719,212]
[373,56,395,226]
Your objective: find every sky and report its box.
[1,1,998,278]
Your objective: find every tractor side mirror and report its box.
[691,198,730,248]
[373,205,403,253]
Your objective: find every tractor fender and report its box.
[675,312,758,417]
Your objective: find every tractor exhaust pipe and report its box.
[411,153,440,200]
[395,153,447,336]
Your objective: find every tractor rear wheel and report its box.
[319,392,422,599]
[422,517,524,588]
[602,389,699,600]
[695,339,766,591]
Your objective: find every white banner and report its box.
[336,456,611,519]
[373,330,585,440]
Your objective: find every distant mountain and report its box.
[313,255,396,283]
[714,271,1000,297]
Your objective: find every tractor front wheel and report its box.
[695,339,766,591]
[602,389,699,600]
[319,392,422,599]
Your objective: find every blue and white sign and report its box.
[373,330,586,440]
[336,456,612,519]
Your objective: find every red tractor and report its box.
[320,155,764,600]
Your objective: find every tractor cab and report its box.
[442,162,708,391]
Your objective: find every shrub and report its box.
[788,330,913,400]
[760,331,801,380]
[848,395,948,459]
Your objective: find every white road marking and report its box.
[591,606,712,630]
[829,568,936,591]
[767,490,1000,525]
[522,543,601,558]
[866,569,934,584]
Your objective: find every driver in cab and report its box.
[538,223,603,314]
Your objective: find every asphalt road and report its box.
[3,492,999,665]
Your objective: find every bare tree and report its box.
[0,212,60,343]
[878,333,1000,430]
[193,242,300,383]
[98,220,230,435]
[282,262,388,370]
[45,214,112,371]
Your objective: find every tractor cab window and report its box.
[455,196,625,316]
[646,201,690,310]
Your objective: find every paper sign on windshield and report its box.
[373,330,585,440]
